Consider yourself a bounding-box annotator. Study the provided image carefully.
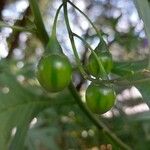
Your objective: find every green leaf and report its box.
[26,127,61,150]
[134,0,150,45]
[0,72,52,150]
[121,72,150,106]
[0,57,75,149]
[130,111,150,121]
[112,59,150,105]
[134,78,150,106]
[112,58,149,76]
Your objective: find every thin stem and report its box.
[66,1,109,79]
[73,32,108,79]
[29,0,49,46]
[63,1,131,149]
[63,0,87,78]
[89,77,149,87]
[86,69,150,86]
[0,21,35,33]
[72,33,143,87]
[46,3,64,54]
[29,0,132,149]
[51,3,64,36]
[68,0,104,42]
[68,1,110,76]
[113,77,150,86]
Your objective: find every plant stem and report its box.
[29,0,132,149]
[0,21,35,33]
[73,32,108,79]
[62,0,88,78]
[67,0,104,42]
[66,1,109,79]
[63,1,132,150]
[51,3,64,36]
[29,0,49,45]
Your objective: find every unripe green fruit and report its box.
[86,84,116,114]
[37,54,72,92]
[86,52,113,77]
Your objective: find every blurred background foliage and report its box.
[0,0,150,149]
